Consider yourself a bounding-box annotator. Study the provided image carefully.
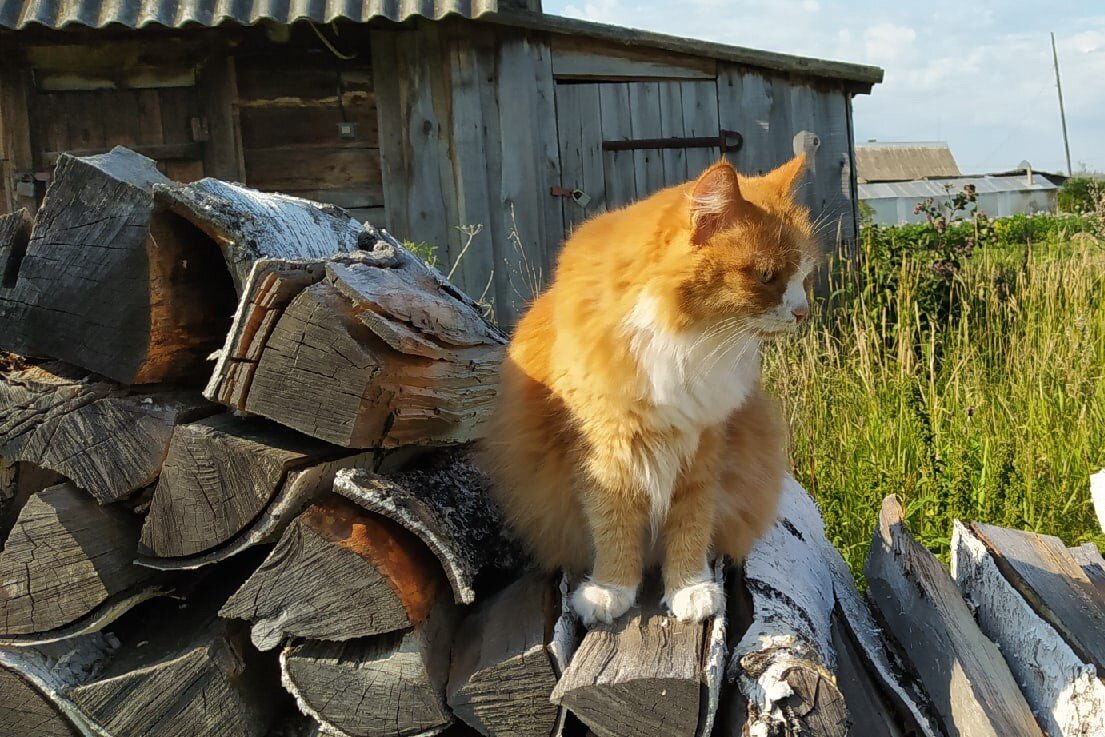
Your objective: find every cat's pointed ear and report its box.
[689,161,745,246]
[761,153,808,197]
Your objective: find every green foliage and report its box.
[404,240,438,267]
[1059,176,1102,214]
[764,213,1105,580]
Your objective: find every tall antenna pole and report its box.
[1051,31,1073,176]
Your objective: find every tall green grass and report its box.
[763,224,1105,576]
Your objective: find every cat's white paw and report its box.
[571,579,637,626]
[663,579,725,622]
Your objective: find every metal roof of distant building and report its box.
[855,142,962,183]
[859,174,1059,201]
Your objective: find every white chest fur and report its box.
[623,294,762,530]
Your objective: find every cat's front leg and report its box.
[661,435,725,622]
[571,477,649,625]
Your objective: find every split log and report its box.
[446,572,561,737]
[829,611,904,737]
[0,359,214,504]
[153,177,363,291]
[727,477,848,737]
[0,458,63,545]
[969,522,1105,673]
[334,450,524,605]
[0,208,31,288]
[0,483,167,642]
[220,494,448,650]
[0,664,80,737]
[204,233,506,449]
[549,576,708,737]
[139,413,356,559]
[281,600,459,737]
[953,521,1105,737]
[864,496,1043,737]
[0,147,239,384]
[1069,542,1105,600]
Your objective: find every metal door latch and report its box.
[550,186,592,208]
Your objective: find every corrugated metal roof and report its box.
[855,142,961,183]
[859,174,1059,200]
[0,0,498,29]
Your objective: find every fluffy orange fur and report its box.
[481,156,819,624]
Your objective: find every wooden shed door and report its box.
[554,79,722,233]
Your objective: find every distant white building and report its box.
[856,142,1062,225]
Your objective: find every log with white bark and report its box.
[220,494,449,650]
[204,234,506,449]
[281,598,459,737]
[0,147,240,384]
[334,450,524,605]
[0,483,167,643]
[726,477,848,737]
[446,572,562,737]
[864,496,1043,737]
[0,358,215,504]
[138,413,360,560]
[953,521,1105,737]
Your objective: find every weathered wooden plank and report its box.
[864,496,1043,737]
[830,611,904,737]
[729,477,847,737]
[598,82,636,210]
[554,82,606,234]
[370,30,415,251]
[0,208,31,289]
[334,448,523,605]
[627,82,666,198]
[0,359,214,504]
[0,147,241,384]
[236,57,373,108]
[656,81,689,186]
[550,34,716,80]
[954,522,1105,737]
[0,483,160,639]
[0,63,35,213]
[281,600,459,737]
[239,102,380,151]
[970,521,1105,675]
[679,79,720,178]
[550,577,704,737]
[64,92,107,151]
[138,413,349,558]
[221,494,448,650]
[447,572,560,737]
[1069,542,1105,601]
[198,49,244,182]
[244,147,383,200]
[717,66,775,176]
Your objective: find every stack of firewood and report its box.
[2,146,1103,737]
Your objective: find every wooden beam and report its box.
[864,496,1043,737]
[40,143,205,167]
[199,48,246,182]
[953,521,1105,737]
[551,33,716,80]
[0,61,37,212]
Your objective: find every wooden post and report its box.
[864,496,1043,737]
[0,62,36,213]
[198,46,246,183]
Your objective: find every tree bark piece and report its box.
[864,496,1043,737]
[281,600,458,737]
[334,449,524,605]
[0,483,163,640]
[221,494,448,650]
[0,359,215,504]
[139,414,349,558]
[953,521,1105,737]
[549,578,705,737]
[0,208,31,288]
[205,233,506,449]
[728,477,848,737]
[153,177,363,291]
[0,147,239,384]
[1069,543,1105,601]
[446,572,560,737]
[970,521,1105,674]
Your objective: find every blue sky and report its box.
[545,0,1105,175]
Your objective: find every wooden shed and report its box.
[0,1,882,323]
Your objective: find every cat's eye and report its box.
[758,270,777,284]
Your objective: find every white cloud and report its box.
[863,23,917,65]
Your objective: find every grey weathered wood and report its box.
[864,496,1043,737]
[446,572,560,737]
[549,34,716,81]
[729,477,847,737]
[0,359,214,504]
[953,522,1105,737]
[970,521,1105,676]
[66,601,279,737]
[554,82,606,234]
[221,494,449,650]
[680,80,720,179]
[0,459,62,546]
[0,665,80,736]
[717,67,774,176]
[153,176,363,292]
[0,208,31,288]
[830,611,904,737]
[0,483,160,639]
[549,580,704,737]
[0,147,241,384]
[281,600,459,737]
[627,82,666,199]
[598,82,636,210]
[206,237,506,449]
[656,81,689,185]
[334,449,524,605]
[139,413,347,558]
[1069,542,1105,601]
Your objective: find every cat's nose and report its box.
[792,306,809,323]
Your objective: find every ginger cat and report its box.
[482,156,817,625]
